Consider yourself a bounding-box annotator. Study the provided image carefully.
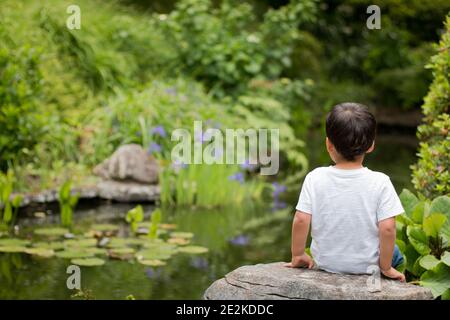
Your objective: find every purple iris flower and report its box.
[165,87,177,96]
[240,159,257,171]
[272,182,287,198]
[145,267,162,279]
[229,235,250,246]
[228,172,244,184]
[272,200,287,211]
[171,159,188,172]
[151,125,166,137]
[190,257,209,270]
[147,142,162,154]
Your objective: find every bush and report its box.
[397,189,450,299]
[0,26,45,169]
[411,16,450,198]
[158,0,317,96]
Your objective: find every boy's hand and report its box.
[285,253,314,269]
[381,267,405,282]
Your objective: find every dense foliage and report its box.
[397,189,450,299]
[411,16,450,198]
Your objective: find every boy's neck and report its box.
[333,160,364,170]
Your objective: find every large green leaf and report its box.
[406,225,431,255]
[442,289,450,300]
[423,213,447,238]
[420,263,450,298]
[419,255,441,270]
[399,189,419,218]
[442,251,450,267]
[404,244,420,274]
[429,196,450,217]
[411,201,425,224]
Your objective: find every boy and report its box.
[287,102,405,282]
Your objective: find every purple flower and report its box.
[151,125,166,138]
[171,159,188,172]
[229,235,249,246]
[147,142,162,154]
[190,257,209,270]
[165,87,177,96]
[228,172,244,184]
[194,130,206,143]
[240,159,257,171]
[271,200,287,211]
[145,267,162,279]
[272,182,287,198]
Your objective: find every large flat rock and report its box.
[204,262,433,300]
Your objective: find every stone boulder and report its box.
[203,262,433,300]
[96,180,160,202]
[93,144,159,184]
[93,144,160,202]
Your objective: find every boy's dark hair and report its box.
[326,102,377,161]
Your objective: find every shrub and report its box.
[411,16,450,198]
[397,189,450,299]
[0,25,45,169]
[158,0,317,95]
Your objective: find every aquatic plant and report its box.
[396,189,450,299]
[125,205,144,234]
[0,170,22,228]
[148,208,162,239]
[58,180,79,228]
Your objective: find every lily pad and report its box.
[109,247,135,260]
[135,249,174,261]
[138,259,166,267]
[71,257,105,267]
[110,247,135,254]
[24,248,55,258]
[168,238,190,246]
[90,224,119,232]
[0,246,28,253]
[34,228,69,237]
[178,246,208,254]
[84,247,107,256]
[64,238,97,248]
[55,249,94,259]
[32,241,65,251]
[160,224,177,230]
[170,232,194,239]
[0,238,30,246]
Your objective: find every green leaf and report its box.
[11,195,23,208]
[442,251,450,267]
[442,289,450,300]
[178,246,209,254]
[411,201,425,224]
[406,225,431,255]
[429,196,450,217]
[423,213,446,238]
[420,263,450,298]
[71,258,105,267]
[395,239,406,253]
[404,243,420,274]
[399,189,419,218]
[419,255,441,270]
[34,227,69,237]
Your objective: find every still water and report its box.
[0,132,417,299]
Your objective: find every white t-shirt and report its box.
[296,166,404,274]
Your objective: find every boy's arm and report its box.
[285,210,313,268]
[379,217,405,282]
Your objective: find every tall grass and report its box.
[160,164,267,207]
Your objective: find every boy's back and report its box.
[296,165,403,274]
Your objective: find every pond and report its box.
[0,129,417,300]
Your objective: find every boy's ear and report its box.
[366,141,375,154]
[325,137,333,153]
